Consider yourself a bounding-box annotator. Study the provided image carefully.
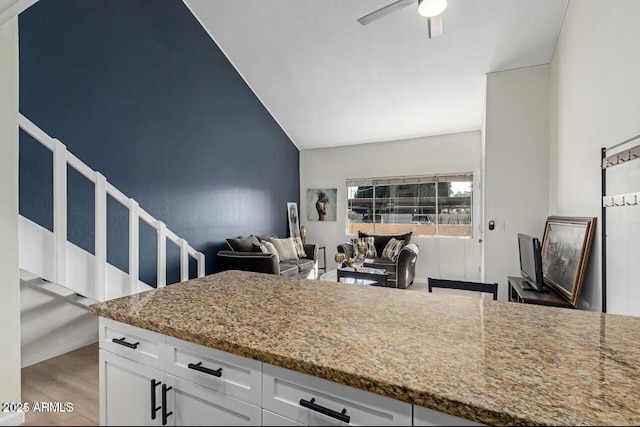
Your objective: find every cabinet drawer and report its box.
[99,318,166,370]
[166,336,262,405]
[263,363,412,426]
[166,374,262,426]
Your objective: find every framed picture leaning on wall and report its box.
[541,216,597,307]
[287,202,301,238]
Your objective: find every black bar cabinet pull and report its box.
[187,361,222,377]
[161,384,173,426]
[150,379,162,420]
[112,337,139,349]
[299,397,351,424]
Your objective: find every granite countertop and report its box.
[88,270,640,426]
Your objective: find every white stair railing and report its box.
[19,113,206,301]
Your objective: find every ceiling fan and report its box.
[357,0,448,38]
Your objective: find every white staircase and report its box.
[18,113,206,303]
[21,270,96,308]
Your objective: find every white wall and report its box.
[483,65,550,301]
[0,17,22,426]
[300,131,483,284]
[549,0,640,313]
[20,282,98,368]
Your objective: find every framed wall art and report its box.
[287,202,300,238]
[541,216,597,307]
[307,188,337,221]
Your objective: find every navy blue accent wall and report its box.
[19,0,299,285]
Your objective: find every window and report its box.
[346,173,473,237]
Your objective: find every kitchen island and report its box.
[89,270,640,426]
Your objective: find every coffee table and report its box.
[320,267,388,286]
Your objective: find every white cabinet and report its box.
[101,350,262,426]
[100,349,163,426]
[99,318,261,426]
[99,318,484,426]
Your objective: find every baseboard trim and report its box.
[21,332,98,368]
[0,411,25,426]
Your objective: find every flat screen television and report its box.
[517,233,546,292]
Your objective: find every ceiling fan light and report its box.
[418,0,447,18]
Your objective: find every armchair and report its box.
[337,231,419,289]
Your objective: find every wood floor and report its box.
[407,281,429,292]
[21,343,99,426]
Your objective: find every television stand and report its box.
[521,281,549,293]
[507,276,574,308]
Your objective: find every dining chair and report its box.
[427,278,498,300]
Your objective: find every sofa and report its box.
[337,231,419,289]
[217,234,318,279]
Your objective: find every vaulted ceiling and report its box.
[0,0,37,26]
[185,0,568,150]
[3,0,569,151]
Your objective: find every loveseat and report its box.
[337,231,419,289]
[217,234,318,279]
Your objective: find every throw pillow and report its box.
[292,236,306,258]
[381,238,404,262]
[358,231,412,254]
[226,235,261,252]
[260,241,280,264]
[350,236,376,258]
[267,237,299,262]
[253,233,277,242]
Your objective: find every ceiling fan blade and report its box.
[357,0,415,26]
[427,14,443,38]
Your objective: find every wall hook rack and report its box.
[601,134,640,314]
[602,192,640,207]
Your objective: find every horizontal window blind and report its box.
[346,172,473,238]
[347,173,472,187]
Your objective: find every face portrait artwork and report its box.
[307,188,337,221]
[287,202,300,238]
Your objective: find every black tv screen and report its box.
[517,233,544,291]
